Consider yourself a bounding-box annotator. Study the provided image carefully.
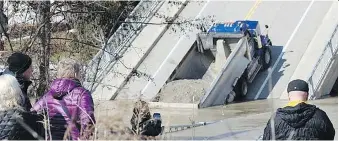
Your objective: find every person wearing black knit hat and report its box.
[7,52,33,77]
[2,52,33,111]
[262,79,335,140]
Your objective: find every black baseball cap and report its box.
[287,79,309,93]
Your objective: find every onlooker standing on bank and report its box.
[0,74,44,140]
[32,58,95,140]
[130,100,163,139]
[1,52,33,111]
[263,79,335,140]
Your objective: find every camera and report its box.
[153,113,161,121]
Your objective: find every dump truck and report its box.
[197,20,273,108]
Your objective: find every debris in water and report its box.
[154,79,210,103]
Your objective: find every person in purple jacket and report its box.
[32,58,95,140]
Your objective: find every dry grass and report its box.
[93,100,144,140]
[29,99,172,140]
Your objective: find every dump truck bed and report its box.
[199,36,251,108]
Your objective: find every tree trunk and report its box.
[0,1,4,51]
[36,1,51,96]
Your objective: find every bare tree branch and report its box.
[50,37,99,48]
[22,22,46,52]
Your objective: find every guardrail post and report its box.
[328,40,334,56]
[308,76,316,100]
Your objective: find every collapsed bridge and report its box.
[84,1,338,108]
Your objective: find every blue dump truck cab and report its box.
[207,20,272,47]
[208,20,260,35]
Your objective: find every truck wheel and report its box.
[268,39,273,46]
[235,77,248,100]
[261,47,272,70]
[224,91,235,105]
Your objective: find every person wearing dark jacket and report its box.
[32,58,95,140]
[263,79,335,140]
[0,74,44,140]
[1,52,33,111]
[130,100,162,139]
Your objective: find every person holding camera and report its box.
[130,100,163,139]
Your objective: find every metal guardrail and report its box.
[84,0,164,90]
[307,24,338,100]
[165,121,219,134]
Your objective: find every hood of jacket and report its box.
[1,68,32,111]
[49,78,82,99]
[2,68,15,76]
[276,102,317,128]
[2,68,32,92]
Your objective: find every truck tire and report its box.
[330,78,338,97]
[261,47,272,70]
[268,39,273,46]
[224,91,236,105]
[235,77,248,100]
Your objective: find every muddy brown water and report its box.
[93,97,337,130]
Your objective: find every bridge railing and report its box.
[307,24,338,100]
[84,0,164,90]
